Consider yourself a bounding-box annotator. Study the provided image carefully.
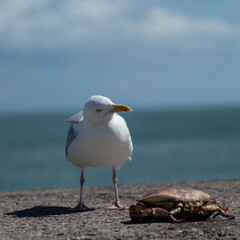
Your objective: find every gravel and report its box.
[0,179,239,239]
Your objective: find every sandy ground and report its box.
[0,179,239,240]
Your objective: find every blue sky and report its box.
[1,0,240,113]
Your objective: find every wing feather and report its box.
[65,111,83,156]
[65,124,78,156]
[66,111,83,124]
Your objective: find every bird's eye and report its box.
[96,109,103,112]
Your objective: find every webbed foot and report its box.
[69,203,95,212]
[108,202,129,210]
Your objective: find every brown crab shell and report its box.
[138,188,212,210]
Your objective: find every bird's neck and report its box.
[83,114,114,127]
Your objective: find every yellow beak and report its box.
[110,104,132,113]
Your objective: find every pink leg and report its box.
[70,169,94,211]
[108,167,129,210]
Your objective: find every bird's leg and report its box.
[70,169,94,211]
[108,167,129,210]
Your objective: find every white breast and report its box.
[66,114,133,170]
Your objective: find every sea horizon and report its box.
[1,105,240,191]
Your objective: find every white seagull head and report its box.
[83,95,132,125]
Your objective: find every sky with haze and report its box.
[1,0,240,113]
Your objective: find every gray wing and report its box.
[66,111,83,124]
[65,124,78,156]
[65,111,83,156]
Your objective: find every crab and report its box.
[129,188,235,223]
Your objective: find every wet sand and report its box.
[0,179,239,239]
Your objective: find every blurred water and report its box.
[0,107,240,191]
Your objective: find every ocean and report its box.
[0,106,240,191]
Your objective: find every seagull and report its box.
[65,95,133,211]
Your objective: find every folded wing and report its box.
[65,111,83,156]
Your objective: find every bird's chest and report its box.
[76,124,124,151]
[67,118,131,168]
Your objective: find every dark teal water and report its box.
[0,107,240,191]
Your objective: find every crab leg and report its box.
[169,203,185,222]
[214,209,235,219]
[203,204,235,219]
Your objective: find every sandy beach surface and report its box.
[0,179,239,239]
